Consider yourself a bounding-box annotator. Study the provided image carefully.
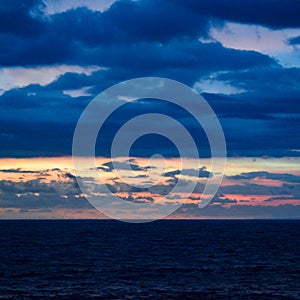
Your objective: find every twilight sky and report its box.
[0,0,300,219]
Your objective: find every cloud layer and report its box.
[0,157,300,218]
[0,0,299,158]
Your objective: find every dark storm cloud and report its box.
[0,0,208,66]
[0,0,45,36]
[171,0,300,29]
[0,35,276,71]
[53,0,210,44]
[77,40,276,73]
[0,0,299,158]
[0,0,209,45]
[46,45,276,95]
[0,0,279,67]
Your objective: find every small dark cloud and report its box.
[288,35,300,45]
[64,172,76,179]
[113,193,142,203]
[228,171,300,184]
[198,167,212,178]
[164,170,181,177]
[0,168,39,174]
[189,194,238,205]
[98,160,151,172]
[128,195,155,203]
[164,167,212,178]
[264,196,298,203]
[211,195,238,205]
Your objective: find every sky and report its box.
[0,0,300,219]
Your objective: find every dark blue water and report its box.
[0,220,299,299]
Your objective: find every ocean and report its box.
[0,220,299,299]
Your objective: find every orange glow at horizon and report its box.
[0,156,299,219]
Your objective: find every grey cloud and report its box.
[98,160,153,172]
[164,167,212,178]
[0,170,92,209]
[264,196,300,203]
[0,168,39,174]
[227,171,300,184]
[175,203,300,219]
